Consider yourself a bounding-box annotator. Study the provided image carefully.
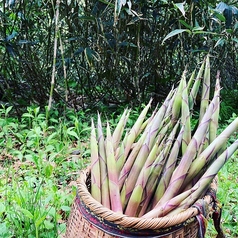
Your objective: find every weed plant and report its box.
[0,105,92,238]
[0,105,237,237]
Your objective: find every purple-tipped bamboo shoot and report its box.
[209,71,220,144]
[154,93,219,206]
[152,124,184,207]
[120,131,151,208]
[118,131,148,189]
[90,119,101,203]
[116,131,128,173]
[124,137,166,216]
[137,122,180,216]
[172,74,184,122]
[187,69,196,92]
[184,116,238,185]
[189,58,205,109]
[142,186,196,218]
[97,114,110,208]
[112,109,130,151]
[167,139,238,216]
[123,99,152,159]
[106,122,123,213]
[199,55,210,124]
[181,73,191,155]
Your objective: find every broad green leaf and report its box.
[162,29,191,44]
[25,154,33,162]
[13,150,23,161]
[0,222,10,237]
[66,127,79,140]
[61,205,71,212]
[45,145,55,152]
[22,113,34,118]
[213,12,226,22]
[47,207,56,217]
[44,163,53,178]
[44,220,54,230]
[46,132,58,143]
[33,107,40,116]
[5,106,13,116]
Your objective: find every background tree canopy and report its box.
[0,0,237,116]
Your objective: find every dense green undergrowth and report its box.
[0,105,237,238]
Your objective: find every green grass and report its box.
[0,105,91,238]
[206,152,238,238]
[0,105,237,237]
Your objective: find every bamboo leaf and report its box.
[162,29,191,44]
[174,2,186,17]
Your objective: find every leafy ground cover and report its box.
[0,105,237,238]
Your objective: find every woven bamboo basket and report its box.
[66,169,221,238]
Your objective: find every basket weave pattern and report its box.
[66,200,199,238]
[66,170,217,238]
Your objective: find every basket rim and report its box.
[77,169,217,230]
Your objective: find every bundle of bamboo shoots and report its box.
[89,55,238,218]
